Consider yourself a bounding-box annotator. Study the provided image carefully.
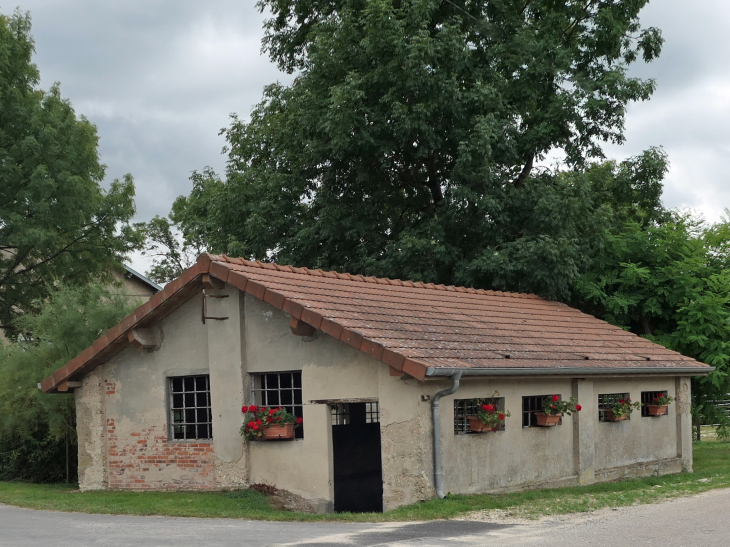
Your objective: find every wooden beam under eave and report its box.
[202,273,225,290]
[290,317,316,337]
[128,327,161,350]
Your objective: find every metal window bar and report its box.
[365,402,380,423]
[522,395,556,427]
[169,375,212,440]
[598,393,630,422]
[454,398,506,433]
[641,390,668,417]
[331,403,349,425]
[251,371,304,439]
[331,402,380,425]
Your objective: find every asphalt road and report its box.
[2,487,729,546]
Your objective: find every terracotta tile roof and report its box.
[40,253,712,393]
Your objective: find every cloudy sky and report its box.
[8,1,730,273]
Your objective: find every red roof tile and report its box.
[40,253,712,392]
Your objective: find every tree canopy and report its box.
[0,281,136,482]
[156,0,663,301]
[0,11,140,333]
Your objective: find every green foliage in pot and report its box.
[240,405,302,440]
[540,395,582,416]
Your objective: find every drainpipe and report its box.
[432,370,463,499]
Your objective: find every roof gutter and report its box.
[425,366,713,377]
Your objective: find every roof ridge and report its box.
[213,254,542,300]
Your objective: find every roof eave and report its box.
[424,366,714,378]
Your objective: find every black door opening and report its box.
[332,402,383,513]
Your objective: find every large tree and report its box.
[574,212,730,423]
[0,281,136,482]
[161,0,663,300]
[0,11,140,333]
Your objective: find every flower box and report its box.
[645,404,668,416]
[262,423,295,440]
[535,412,561,426]
[604,410,627,422]
[467,416,497,433]
[241,405,302,440]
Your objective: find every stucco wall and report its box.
[243,294,381,510]
[75,293,214,490]
[440,379,578,494]
[73,281,696,510]
[592,378,678,471]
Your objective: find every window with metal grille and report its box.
[251,371,304,438]
[454,398,506,433]
[331,402,380,425]
[641,390,668,417]
[522,395,561,427]
[169,375,212,440]
[598,393,630,422]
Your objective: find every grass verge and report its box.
[1,441,729,522]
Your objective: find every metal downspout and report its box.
[432,371,463,499]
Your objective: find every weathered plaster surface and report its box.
[73,283,698,510]
[74,368,107,490]
[593,378,678,472]
[440,379,577,494]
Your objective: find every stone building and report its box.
[41,254,711,513]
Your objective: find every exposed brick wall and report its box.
[106,379,216,490]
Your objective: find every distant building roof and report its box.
[123,264,162,293]
[41,254,712,393]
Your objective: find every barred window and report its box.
[641,390,668,417]
[169,375,212,440]
[251,371,304,438]
[331,402,380,425]
[598,392,630,422]
[522,395,560,427]
[454,398,506,433]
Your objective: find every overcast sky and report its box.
[8,1,730,274]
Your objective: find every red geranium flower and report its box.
[256,419,262,425]
[575,404,582,411]
[241,405,249,413]
[249,405,258,413]
[498,413,505,420]
[618,399,625,404]
[296,417,303,424]
[269,408,276,414]
[248,421,255,428]
[252,425,259,430]
[552,395,559,402]
[551,404,556,409]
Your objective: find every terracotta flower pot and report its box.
[604,410,627,422]
[535,412,561,426]
[262,423,295,440]
[467,416,498,433]
[646,404,668,416]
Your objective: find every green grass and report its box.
[1,441,729,522]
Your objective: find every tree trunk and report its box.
[513,155,534,188]
[696,415,702,442]
[65,431,69,483]
[640,315,653,336]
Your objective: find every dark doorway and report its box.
[331,402,383,513]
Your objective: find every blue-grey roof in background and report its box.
[123,264,163,292]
